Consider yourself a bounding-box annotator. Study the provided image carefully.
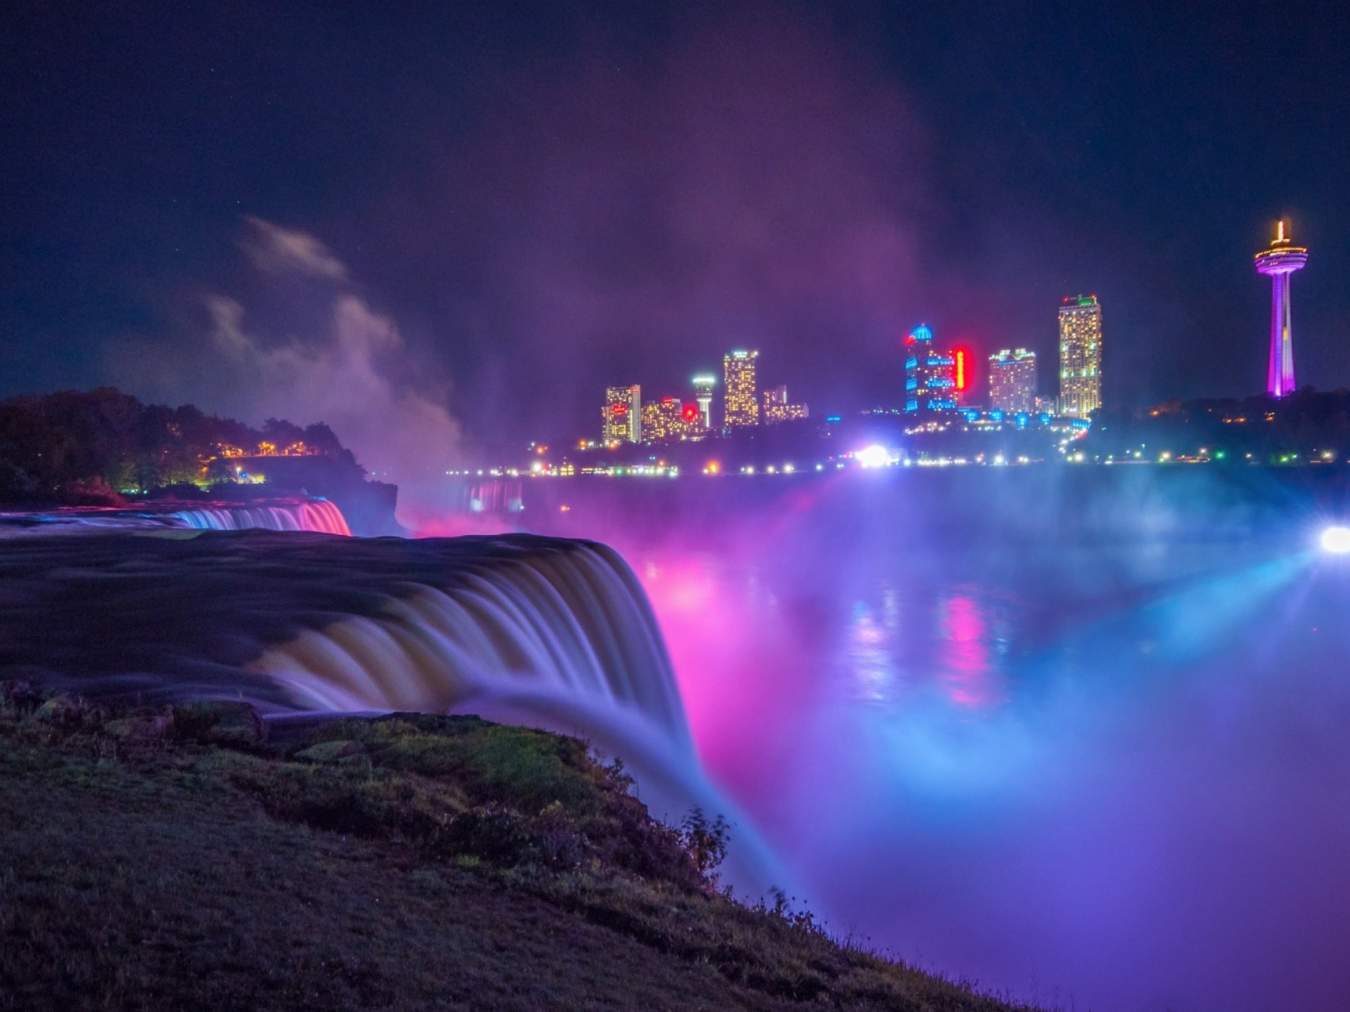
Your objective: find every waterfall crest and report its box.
[171,499,351,535]
[0,499,352,538]
[254,539,689,746]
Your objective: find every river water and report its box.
[416,467,1350,1011]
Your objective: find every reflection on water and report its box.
[417,473,1350,1011]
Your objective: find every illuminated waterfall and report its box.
[170,499,351,536]
[253,539,689,746]
[248,535,790,890]
[0,529,784,893]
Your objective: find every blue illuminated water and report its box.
[428,468,1350,1011]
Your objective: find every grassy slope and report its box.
[0,693,1035,1011]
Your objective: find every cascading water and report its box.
[255,540,688,744]
[250,536,781,890]
[170,499,351,535]
[0,498,352,538]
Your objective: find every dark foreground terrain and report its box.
[0,686,1031,1011]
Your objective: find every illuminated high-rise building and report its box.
[602,385,641,443]
[761,384,809,424]
[691,374,716,431]
[903,324,956,413]
[677,401,702,438]
[1254,219,1308,398]
[638,395,703,443]
[1057,295,1102,418]
[640,396,679,443]
[987,348,1037,413]
[723,350,759,429]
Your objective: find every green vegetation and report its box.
[0,685,1035,1010]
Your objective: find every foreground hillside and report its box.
[0,687,1033,1011]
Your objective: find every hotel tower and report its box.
[1057,295,1102,418]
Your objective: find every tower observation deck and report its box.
[1254,219,1308,398]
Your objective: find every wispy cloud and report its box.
[112,217,459,499]
[240,215,349,280]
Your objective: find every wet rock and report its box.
[293,739,366,764]
[172,700,267,747]
[33,693,93,729]
[104,711,175,741]
[1,680,40,711]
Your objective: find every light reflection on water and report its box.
[416,476,1350,1011]
[639,538,1350,1012]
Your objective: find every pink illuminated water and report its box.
[414,471,1350,1011]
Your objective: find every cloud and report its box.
[111,217,460,500]
[202,287,459,486]
[240,215,349,280]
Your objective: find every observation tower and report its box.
[1254,219,1308,398]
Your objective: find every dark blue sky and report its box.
[4,1,1349,450]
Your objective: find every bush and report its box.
[680,808,730,885]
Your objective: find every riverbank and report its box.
[0,688,1032,1011]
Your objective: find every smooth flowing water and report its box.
[0,498,351,538]
[416,468,1350,1011]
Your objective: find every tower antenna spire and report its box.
[1254,217,1308,398]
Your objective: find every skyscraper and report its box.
[988,348,1037,413]
[1254,219,1308,398]
[602,385,641,443]
[1057,295,1102,418]
[691,374,716,431]
[640,396,686,443]
[723,350,759,429]
[903,324,957,414]
[761,385,809,424]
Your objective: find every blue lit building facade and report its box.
[904,324,957,414]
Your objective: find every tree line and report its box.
[0,388,357,504]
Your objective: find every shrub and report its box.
[680,808,730,885]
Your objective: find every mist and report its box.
[109,216,461,493]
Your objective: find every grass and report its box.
[0,687,1038,1010]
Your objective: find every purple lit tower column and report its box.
[1254,219,1308,398]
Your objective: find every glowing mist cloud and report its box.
[110,217,461,497]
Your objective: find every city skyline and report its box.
[5,5,1348,456]
[583,239,1342,450]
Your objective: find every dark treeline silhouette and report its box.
[0,388,359,505]
[1084,388,1350,463]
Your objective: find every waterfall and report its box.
[0,499,352,538]
[253,539,689,747]
[0,528,786,894]
[250,534,783,890]
[170,499,351,536]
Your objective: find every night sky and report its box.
[5,1,1349,464]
